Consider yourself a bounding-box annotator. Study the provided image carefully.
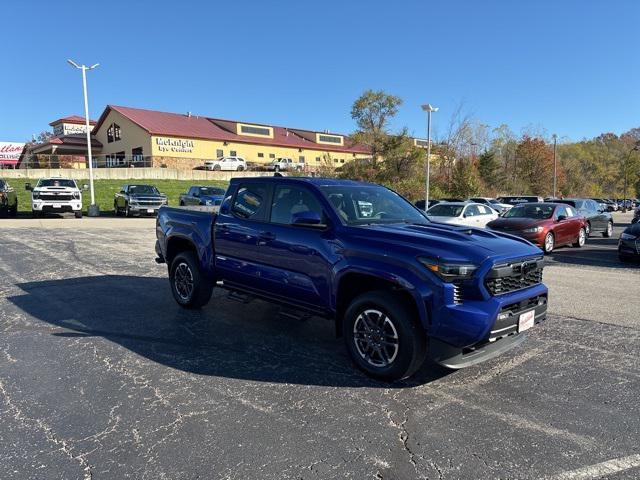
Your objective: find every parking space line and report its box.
[547,453,640,479]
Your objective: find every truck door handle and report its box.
[258,231,276,241]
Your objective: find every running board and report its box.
[227,291,253,304]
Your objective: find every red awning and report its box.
[0,160,18,165]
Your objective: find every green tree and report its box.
[350,90,402,159]
[450,161,481,198]
[477,150,501,191]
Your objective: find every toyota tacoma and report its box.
[155,177,548,381]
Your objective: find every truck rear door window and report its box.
[232,184,267,220]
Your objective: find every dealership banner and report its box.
[0,141,25,165]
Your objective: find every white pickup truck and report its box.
[26,177,87,218]
[267,157,303,172]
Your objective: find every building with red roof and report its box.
[89,105,372,169]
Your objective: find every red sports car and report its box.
[487,202,587,253]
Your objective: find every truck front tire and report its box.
[343,290,427,382]
[169,251,213,309]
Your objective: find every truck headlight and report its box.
[32,192,40,199]
[620,232,637,241]
[418,257,478,282]
[73,192,81,199]
[523,226,543,233]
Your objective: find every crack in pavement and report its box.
[0,378,93,479]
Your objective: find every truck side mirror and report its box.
[291,210,325,228]
[25,183,32,191]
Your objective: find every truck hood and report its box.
[129,193,166,199]
[34,186,79,193]
[347,222,541,265]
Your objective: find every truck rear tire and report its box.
[343,290,427,382]
[169,251,213,309]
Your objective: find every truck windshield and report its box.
[319,185,427,225]
[37,179,77,188]
[129,185,159,195]
[199,187,225,196]
[504,204,554,219]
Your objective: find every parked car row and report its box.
[201,156,305,173]
[416,195,615,254]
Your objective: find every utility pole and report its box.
[421,104,438,210]
[552,134,558,198]
[68,59,100,216]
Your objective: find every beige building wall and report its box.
[93,110,369,169]
[93,110,152,163]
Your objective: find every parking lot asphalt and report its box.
[1,213,639,479]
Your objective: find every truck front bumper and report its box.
[128,205,163,215]
[32,200,82,212]
[429,283,548,368]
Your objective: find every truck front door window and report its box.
[270,185,324,224]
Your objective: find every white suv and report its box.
[204,156,247,171]
[27,177,86,218]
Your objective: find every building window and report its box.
[269,153,275,159]
[216,149,224,158]
[334,159,339,163]
[132,147,143,164]
[318,134,342,144]
[106,154,115,167]
[299,156,305,163]
[230,150,237,156]
[340,159,345,163]
[240,125,271,136]
[107,123,121,143]
[258,152,264,158]
[116,151,125,166]
[316,157,321,162]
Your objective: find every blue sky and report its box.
[1,0,638,143]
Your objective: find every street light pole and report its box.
[552,134,558,198]
[622,142,640,212]
[68,59,100,217]
[421,104,438,209]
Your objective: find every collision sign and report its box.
[0,141,25,166]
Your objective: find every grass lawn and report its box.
[10,179,229,214]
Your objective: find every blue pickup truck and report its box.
[155,177,547,381]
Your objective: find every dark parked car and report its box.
[487,203,587,253]
[179,186,226,206]
[0,178,18,216]
[497,196,544,206]
[156,177,548,381]
[618,222,640,262]
[555,198,613,237]
[114,184,167,217]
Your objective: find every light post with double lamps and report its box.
[67,59,100,217]
[421,104,438,209]
[622,142,640,212]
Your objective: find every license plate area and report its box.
[147,209,154,213]
[518,309,535,332]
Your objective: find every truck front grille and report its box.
[39,194,74,201]
[484,257,544,296]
